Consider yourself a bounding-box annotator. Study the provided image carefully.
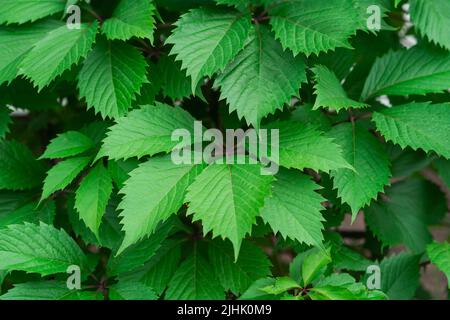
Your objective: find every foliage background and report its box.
[0,0,449,300]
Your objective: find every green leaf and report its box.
[361,47,450,100]
[102,0,156,42]
[309,278,384,300]
[19,21,98,90]
[40,131,94,159]
[308,280,387,300]
[301,247,332,286]
[65,0,78,11]
[0,200,55,229]
[215,25,307,128]
[215,0,270,10]
[167,7,251,88]
[290,104,332,131]
[98,103,200,160]
[68,195,123,250]
[157,54,204,100]
[156,0,217,11]
[0,140,46,190]
[269,0,360,56]
[0,191,34,219]
[108,218,174,275]
[420,179,446,226]
[355,0,393,33]
[389,144,432,179]
[261,277,300,295]
[267,120,352,172]
[260,168,325,247]
[0,20,61,85]
[410,0,450,50]
[117,155,205,252]
[309,285,357,300]
[41,156,91,201]
[108,159,139,189]
[165,248,224,300]
[208,240,271,295]
[289,251,308,284]
[380,253,420,299]
[313,65,368,111]
[1,0,448,302]
[0,106,11,139]
[75,163,113,237]
[0,0,66,24]
[331,245,372,272]
[215,0,247,8]
[365,178,433,253]
[0,270,7,285]
[0,222,88,276]
[427,241,450,288]
[372,102,450,159]
[315,273,356,288]
[240,278,278,300]
[0,79,60,110]
[80,121,109,145]
[137,239,182,295]
[435,158,450,189]
[109,280,157,300]
[78,39,148,118]
[186,161,273,258]
[0,281,100,300]
[330,123,391,218]
[135,65,161,106]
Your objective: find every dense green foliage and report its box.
[0,0,449,300]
